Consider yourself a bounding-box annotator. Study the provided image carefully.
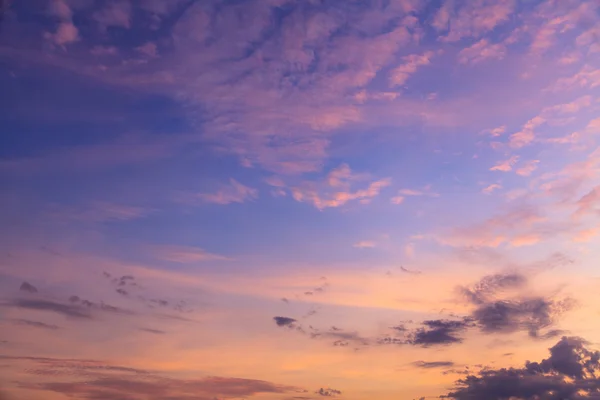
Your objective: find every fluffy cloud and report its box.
[442,336,600,400]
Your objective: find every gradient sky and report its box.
[1,0,600,399]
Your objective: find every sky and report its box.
[0,0,600,399]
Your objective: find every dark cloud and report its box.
[139,328,166,335]
[471,297,573,338]
[19,281,37,293]
[116,288,129,296]
[274,316,297,327]
[7,299,92,319]
[316,388,342,397]
[442,336,600,400]
[412,361,455,369]
[458,272,574,339]
[9,355,302,400]
[400,266,421,275]
[281,297,290,303]
[12,319,59,330]
[459,272,527,305]
[408,319,474,347]
[311,329,370,346]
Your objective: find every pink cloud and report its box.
[573,186,600,218]
[482,183,502,194]
[458,39,506,64]
[289,164,391,210]
[482,125,506,137]
[136,42,158,58]
[438,204,547,248]
[490,156,519,172]
[93,0,132,29]
[537,146,600,203]
[509,96,593,148]
[516,160,540,177]
[573,226,600,243]
[390,196,405,205]
[389,51,434,87]
[353,241,376,249]
[549,65,600,92]
[182,179,258,205]
[44,0,79,46]
[433,0,515,42]
[530,1,597,54]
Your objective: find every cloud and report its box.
[44,0,79,46]
[472,297,572,338]
[530,1,597,55]
[516,160,540,176]
[139,328,166,335]
[458,272,527,305]
[459,272,574,338]
[400,266,421,275]
[47,202,154,223]
[152,245,231,263]
[438,204,547,248]
[136,42,158,58]
[407,318,474,346]
[290,164,391,210]
[482,183,502,194]
[549,65,600,92]
[432,0,515,42]
[93,0,132,30]
[389,51,434,87]
[316,388,342,397]
[11,319,59,330]
[490,156,519,172]
[274,316,297,327]
[412,361,455,369]
[9,355,301,400]
[353,241,376,249]
[19,281,38,293]
[181,179,258,205]
[457,39,506,64]
[6,298,92,319]
[442,336,600,400]
[574,185,600,218]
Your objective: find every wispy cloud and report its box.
[353,241,376,249]
[152,245,231,263]
[290,164,391,210]
[180,179,258,205]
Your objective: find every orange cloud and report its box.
[573,226,600,243]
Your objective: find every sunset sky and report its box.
[1,0,600,399]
